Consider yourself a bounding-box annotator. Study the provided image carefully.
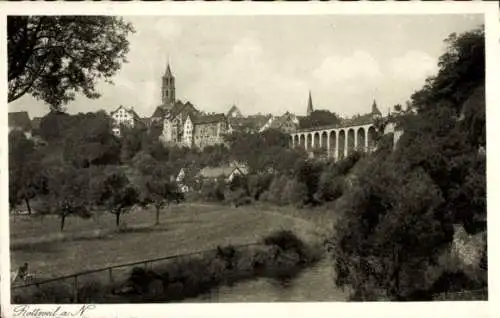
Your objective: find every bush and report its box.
[200,179,225,202]
[281,178,308,207]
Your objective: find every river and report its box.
[185,258,349,302]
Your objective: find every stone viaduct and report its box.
[290,122,379,161]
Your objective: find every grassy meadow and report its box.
[10,203,334,281]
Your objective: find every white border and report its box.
[1,2,498,318]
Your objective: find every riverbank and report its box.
[13,230,324,303]
[10,203,331,281]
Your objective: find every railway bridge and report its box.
[290,122,380,161]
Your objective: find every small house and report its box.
[198,164,248,183]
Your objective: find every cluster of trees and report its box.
[331,27,486,300]
[196,148,365,209]
[298,110,341,129]
[9,117,184,231]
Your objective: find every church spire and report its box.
[165,60,173,78]
[371,99,382,117]
[161,56,175,106]
[307,90,314,116]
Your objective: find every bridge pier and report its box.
[291,123,378,161]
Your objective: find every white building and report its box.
[110,105,141,136]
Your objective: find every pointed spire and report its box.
[164,55,173,78]
[307,90,314,116]
[371,99,381,116]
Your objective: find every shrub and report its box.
[281,178,308,207]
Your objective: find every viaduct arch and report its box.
[290,122,379,161]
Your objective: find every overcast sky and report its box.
[9,14,483,119]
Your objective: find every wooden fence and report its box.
[11,242,260,302]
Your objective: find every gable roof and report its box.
[151,101,199,120]
[266,112,299,131]
[192,113,227,125]
[8,112,32,131]
[110,105,141,120]
[151,105,169,119]
[199,166,234,179]
[228,114,272,132]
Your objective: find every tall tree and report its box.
[138,164,181,226]
[8,16,134,109]
[37,164,91,231]
[63,111,121,167]
[332,26,486,300]
[94,169,140,228]
[9,130,44,214]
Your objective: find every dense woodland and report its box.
[9,22,486,300]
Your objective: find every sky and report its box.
[8,14,484,119]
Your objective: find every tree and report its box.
[225,129,304,174]
[332,26,486,300]
[95,169,140,228]
[139,165,180,226]
[120,124,148,163]
[9,130,44,214]
[39,110,74,143]
[299,110,341,129]
[8,16,134,108]
[63,111,121,167]
[37,164,92,231]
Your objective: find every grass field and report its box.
[10,203,336,281]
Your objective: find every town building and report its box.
[152,61,229,149]
[228,114,272,134]
[192,113,229,148]
[259,111,299,133]
[227,105,243,118]
[109,105,141,136]
[198,164,248,183]
[158,101,199,147]
[8,111,32,139]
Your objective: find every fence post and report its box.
[73,275,79,303]
[108,267,114,285]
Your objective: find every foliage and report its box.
[36,164,92,231]
[93,168,140,227]
[225,129,306,173]
[39,111,74,143]
[247,173,273,200]
[299,110,341,129]
[120,124,149,163]
[62,111,121,168]
[138,163,182,225]
[9,130,44,213]
[8,16,134,108]
[332,26,486,300]
[281,178,308,207]
[200,178,226,202]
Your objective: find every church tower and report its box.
[162,61,176,107]
[307,90,314,116]
[371,99,382,118]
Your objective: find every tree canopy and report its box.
[8,16,134,109]
[332,26,486,300]
[299,110,341,129]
